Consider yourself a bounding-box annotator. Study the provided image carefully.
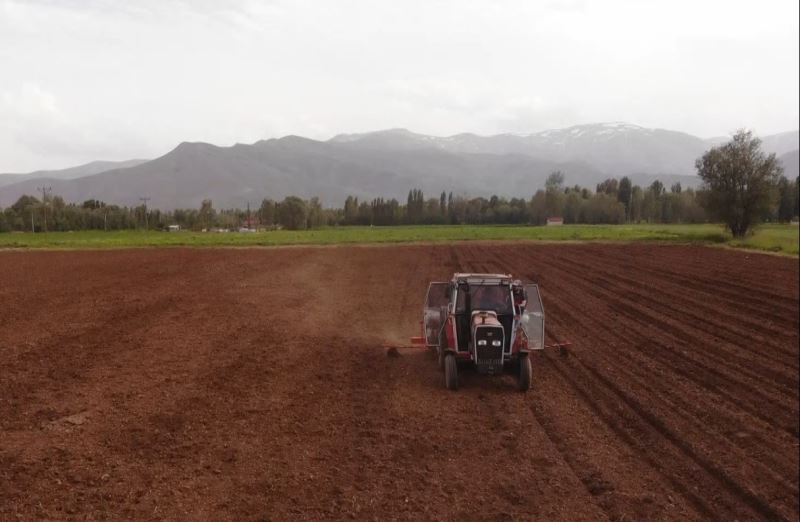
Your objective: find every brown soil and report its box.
[1,244,797,521]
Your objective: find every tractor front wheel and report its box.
[444,354,458,390]
[518,355,532,392]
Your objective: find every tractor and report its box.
[417,273,546,391]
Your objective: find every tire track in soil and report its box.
[472,244,797,519]
[539,282,799,484]
[524,246,800,516]
[567,300,796,489]
[461,245,730,520]
[590,245,800,344]
[562,347,790,522]
[450,245,696,521]
[532,350,719,520]
[595,242,799,301]
[1,244,797,521]
[552,250,798,366]
[549,262,799,443]
[593,245,799,321]
[544,257,798,414]
[513,248,800,507]
[513,246,799,441]
[442,244,604,519]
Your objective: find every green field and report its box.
[0,223,797,255]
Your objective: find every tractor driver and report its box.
[472,285,511,314]
[512,282,526,315]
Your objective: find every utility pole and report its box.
[247,201,251,230]
[139,197,151,230]
[38,186,51,233]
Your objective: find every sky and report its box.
[1,0,798,172]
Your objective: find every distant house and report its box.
[167,224,181,232]
[241,217,259,229]
[546,216,564,226]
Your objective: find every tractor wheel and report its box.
[437,343,445,371]
[518,356,532,392]
[444,353,459,390]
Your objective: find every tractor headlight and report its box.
[492,340,502,347]
[477,340,487,346]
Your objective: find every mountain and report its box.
[0,124,795,209]
[779,150,799,179]
[0,159,148,189]
[333,123,710,176]
[761,131,800,158]
[0,137,609,209]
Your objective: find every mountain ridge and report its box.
[0,124,796,209]
[0,159,149,189]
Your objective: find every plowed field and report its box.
[1,244,798,520]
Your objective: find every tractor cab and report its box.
[452,275,514,359]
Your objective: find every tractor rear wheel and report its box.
[444,354,458,390]
[518,355,532,392]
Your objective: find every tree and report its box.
[596,178,619,195]
[617,177,632,221]
[630,186,644,223]
[794,176,799,219]
[695,130,782,237]
[776,176,795,222]
[544,171,565,217]
[563,191,582,223]
[259,198,276,226]
[447,192,454,223]
[343,196,358,225]
[277,196,307,230]
[649,180,665,197]
[545,171,565,192]
[82,199,105,210]
[528,190,547,224]
[406,188,424,224]
[199,199,215,230]
[11,195,39,231]
[306,197,324,228]
[642,181,665,223]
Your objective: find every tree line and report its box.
[1,131,797,235]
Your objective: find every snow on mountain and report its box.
[1,123,795,209]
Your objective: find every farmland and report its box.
[0,243,797,520]
[0,223,798,255]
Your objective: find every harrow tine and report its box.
[544,341,572,357]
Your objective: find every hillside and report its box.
[0,138,608,209]
[0,124,796,209]
[0,159,147,189]
[333,123,711,176]
[779,149,799,179]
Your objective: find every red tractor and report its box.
[418,273,546,391]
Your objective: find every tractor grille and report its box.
[474,326,504,374]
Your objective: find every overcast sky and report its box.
[1,0,798,172]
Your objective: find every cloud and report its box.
[0,0,797,171]
[0,83,151,170]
